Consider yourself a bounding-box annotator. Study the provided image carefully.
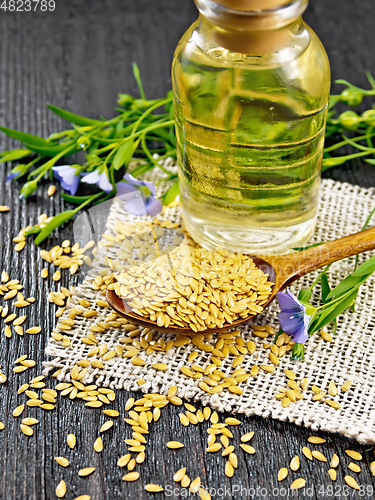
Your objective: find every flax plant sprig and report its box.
[277,205,375,361]
[0,63,178,244]
[323,72,375,171]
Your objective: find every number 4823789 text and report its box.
[0,0,55,11]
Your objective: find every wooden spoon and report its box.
[106,226,375,334]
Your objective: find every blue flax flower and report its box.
[52,165,81,195]
[116,173,162,216]
[81,168,113,193]
[276,288,311,343]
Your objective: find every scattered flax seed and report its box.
[20,424,33,436]
[179,414,190,427]
[152,363,168,371]
[348,462,361,473]
[344,475,360,490]
[18,384,29,394]
[225,417,241,426]
[308,436,326,444]
[122,472,140,482]
[278,468,288,481]
[118,454,131,467]
[312,451,327,462]
[284,369,296,380]
[78,468,95,477]
[48,185,57,197]
[173,467,186,482]
[302,447,313,460]
[312,392,326,401]
[259,364,275,373]
[341,380,352,392]
[240,444,255,454]
[181,475,191,488]
[328,469,337,481]
[103,409,119,417]
[41,269,49,279]
[26,327,41,334]
[0,206,9,212]
[299,378,309,391]
[320,330,332,341]
[206,443,222,453]
[328,381,338,396]
[190,477,201,493]
[370,461,375,476]
[225,461,234,478]
[241,432,254,443]
[331,454,339,468]
[100,421,114,433]
[290,478,306,490]
[55,457,69,467]
[56,480,67,498]
[0,422,4,430]
[199,488,211,500]
[145,484,164,492]
[22,418,39,426]
[290,455,300,471]
[13,404,25,417]
[345,450,362,461]
[326,400,341,409]
[94,437,103,453]
[167,441,184,449]
[15,241,26,252]
[74,496,91,500]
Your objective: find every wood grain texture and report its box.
[0,1,375,499]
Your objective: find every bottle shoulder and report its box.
[173,18,329,72]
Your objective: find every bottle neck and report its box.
[194,0,308,54]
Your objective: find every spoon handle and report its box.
[274,226,375,289]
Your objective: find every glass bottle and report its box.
[171,0,330,254]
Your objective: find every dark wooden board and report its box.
[0,1,375,499]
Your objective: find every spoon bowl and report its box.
[106,226,375,334]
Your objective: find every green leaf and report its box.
[162,179,179,205]
[291,343,305,361]
[298,288,312,302]
[26,141,78,156]
[34,210,75,245]
[129,161,154,177]
[321,273,331,302]
[293,242,325,251]
[47,104,101,126]
[0,148,32,163]
[273,328,284,345]
[112,140,134,170]
[132,62,146,100]
[351,254,375,277]
[325,274,367,301]
[60,193,94,204]
[0,126,48,147]
[24,225,42,236]
[310,288,359,333]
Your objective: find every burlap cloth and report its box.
[43,163,375,444]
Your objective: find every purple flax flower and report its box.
[7,168,22,180]
[276,288,311,343]
[52,165,81,195]
[81,169,112,193]
[116,173,162,216]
